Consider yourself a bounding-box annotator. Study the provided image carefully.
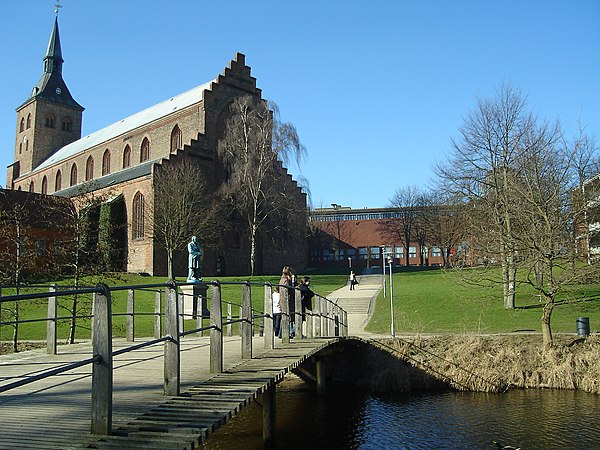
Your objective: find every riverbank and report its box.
[370,334,600,394]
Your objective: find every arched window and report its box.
[22,136,28,153]
[41,176,48,194]
[102,149,111,176]
[132,192,145,240]
[61,117,72,132]
[45,115,55,128]
[17,185,22,191]
[55,170,62,192]
[170,125,182,153]
[140,137,150,162]
[29,181,35,192]
[20,118,25,132]
[86,156,94,181]
[70,163,78,186]
[122,145,131,168]
[26,114,31,129]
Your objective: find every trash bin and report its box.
[576,317,590,337]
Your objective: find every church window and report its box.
[17,185,22,191]
[55,170,62,192]
[123,145,131,168]
[70,163,77,186]
[20,118,25,132]
[170,125,182,153]
[22,136,28,153]
[86,156,94,181]
[102,150,111,176]
[140,138,150,162]
[26,114,31,129]
[132,192,145,240]
[41,176,48,195]
[19,143,22,154]
[29,181,35,192]
[45,115,55,128]
[61,117,72,132]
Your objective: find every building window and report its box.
[61,117,72,132]
[26,114,31,129]
[37,239,46,257]
[29,181,35,192]
[132,192,145,240]
[122,145,131,168]
[22,136,28,153]
[369,246,380,259]
[140,137,150,162]
[359,247,368,260]
[102,150,111,176]
[20,118,25,132]
[86,156,94,181]
[45,115,55,128]
[347,248,356,258]
[409,246,417,258]
[335,249,345,261]
[323,249,334,261]
[170,125,182,153]
[70,163,78,186]
[431,246,442,257]
[55,170,62,192]
[41,176,48,194]
[394,246,404,259]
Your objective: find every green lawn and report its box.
[3,269,599,342]
[365,269,600,335]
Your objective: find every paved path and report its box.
[325,274,382,336]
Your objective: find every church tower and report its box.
[8,15,84,188]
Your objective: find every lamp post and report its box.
[381,246,386,298]
[388,254,394,337]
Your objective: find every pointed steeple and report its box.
[43,17,63,75]
[20,16,83,111]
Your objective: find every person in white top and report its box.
[272,286,282,338]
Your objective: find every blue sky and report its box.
[1,0,599,208]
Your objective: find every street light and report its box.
[382,249,395,337]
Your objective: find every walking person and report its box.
[299,276,315,338]
[349,270,357,290]
[272,286,282,338]
[279,266,296,337]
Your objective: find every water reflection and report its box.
[202,377,600,449]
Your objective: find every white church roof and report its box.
[31,79,214,174]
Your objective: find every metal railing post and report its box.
[210,282,223,373]
[91,283,113,435]
[241,283,252,359]
[264,284,273,349]
[126,289,134,342]
[47,285,57,355]
[164,281,180,396]
[154,290,162,339]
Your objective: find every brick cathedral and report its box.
[6,16,307,277]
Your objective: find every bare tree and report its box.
[217,96,305,275]
[437,84,552,309]
[425,193,466,267]
[149,158,224,280]
[380,186,424,266]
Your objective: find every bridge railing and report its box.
[0,278,347,435]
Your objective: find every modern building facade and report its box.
[6,16,307,277]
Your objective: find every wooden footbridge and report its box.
[0,278,380,449]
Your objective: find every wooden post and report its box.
[226,302,232,337]
[316,358,326,396]
[306,307,314,339]
[126,289,134,342]
[280,286,290,343]
[178,287,184,336]
[324,301,331,337]
[314,296,321,338]
[154,290,161,339]
[164,282,180,396]
[210,282,223,373]
[47,285,57,355]
[343,310,348,336]
[264,284,273,349]
[334,306,340,336]
[294,289,302,338]
[194,284,208,337]
[91,283,113,435]
[241,283,252,359]
[263,382,276,449]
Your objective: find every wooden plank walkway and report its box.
[0,336,341,449]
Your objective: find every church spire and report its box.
[43,17,63,75]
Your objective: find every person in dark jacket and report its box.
[299,276,314,338]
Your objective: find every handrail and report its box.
[0,277,348,436]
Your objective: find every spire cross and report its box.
[54,2,62,16]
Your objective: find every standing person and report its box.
[299,276,315,338]
[272,286,282,338]
[279,266,296,337]
[349,270,357,290]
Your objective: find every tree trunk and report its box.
[167,249,174,280]
[541,300,554,348]
[249,222,258,276]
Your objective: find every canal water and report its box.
[202,377,600,449]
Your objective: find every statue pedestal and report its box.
[180,284,209,319]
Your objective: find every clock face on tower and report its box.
[55,87,62,95]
